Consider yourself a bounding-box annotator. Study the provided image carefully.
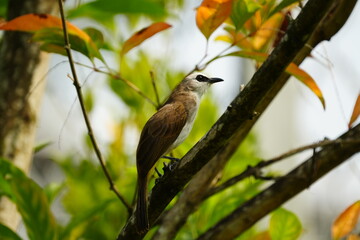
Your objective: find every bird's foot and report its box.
[162,155,180,162]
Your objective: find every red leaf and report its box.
[121,22,172,56]
[348,94,360,128]
[196,0,233,39]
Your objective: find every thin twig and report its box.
[57,0,132,214]
[149,71,161,108]
[205,138,360,198]
[74,61,157,107]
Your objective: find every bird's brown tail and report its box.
[136,177,149,234]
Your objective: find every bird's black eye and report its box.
[196,74,207,82]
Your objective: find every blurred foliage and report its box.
[0,0,7,19]
[0,0,310,239]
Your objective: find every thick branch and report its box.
[197,123,360,240]
[117,0,340,238]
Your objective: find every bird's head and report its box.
[182,72,224,97]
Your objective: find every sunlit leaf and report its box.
[348,94,360,128]
[332,201,360,240]
[231,0,262,30]
[196,0,233,39]
[0,14,104,62]
[286,63,325,109]
[269,208,302,240]
[215,34,234,43]
[0,158,57,240]
[0,223,22,240]
[121,22,172,56]
[269,0,299,17]
[252,12,284,50]
[226,51,325,109]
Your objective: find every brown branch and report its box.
[57,0,132,214]
[117,0,340,239]
[149,71,161,108]
[197,123,360,240]
[205,138,360,198]
[117,0,359,238]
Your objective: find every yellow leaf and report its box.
[0,13,90,42]
[223,26,253,49]
[348,94,360,128]
[196,0,233,39]
[121,22,172,56]
[252,12,284,50]
[286,63,326,109]
[215,34,234,43]
[332,201,360,240]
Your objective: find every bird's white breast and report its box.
[167,94,200,152]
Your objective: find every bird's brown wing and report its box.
[136,101,187,176]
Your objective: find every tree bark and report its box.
[0,0,57,231]
[117,0,359,239]
[197,123,360,240]
[150,0,358,239]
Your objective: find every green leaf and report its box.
[33,27,104,63]
[34,141,52,153]
[0,158,58,240]
[0,0,7,18]
[67,0,167,26]
[60,199,116,240]
[269,208,302,240]
[0,223,23,240]
[44,182,65,204]
[269,0,299,17]
[231,0,262,30]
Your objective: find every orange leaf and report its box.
[222,26,253,50]
[121,22,172,56]
[286,63,326,109]
[0,13,90,42]
[252,12,284,50]
[347,235,360,240]
[332,201,360,240]
[226,51,325,109]
[196,0,233,39]
[250,231,271,240]
[348,94,360,128]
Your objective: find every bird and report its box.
[135,72,223,233]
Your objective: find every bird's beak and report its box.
[208,77,224,84]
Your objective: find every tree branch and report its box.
[57,0,132,214]
[117,0,358,238]
[197,123,360,240]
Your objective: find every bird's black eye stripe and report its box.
[196,74,208,82]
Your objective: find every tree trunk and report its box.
[0,0,57,231]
